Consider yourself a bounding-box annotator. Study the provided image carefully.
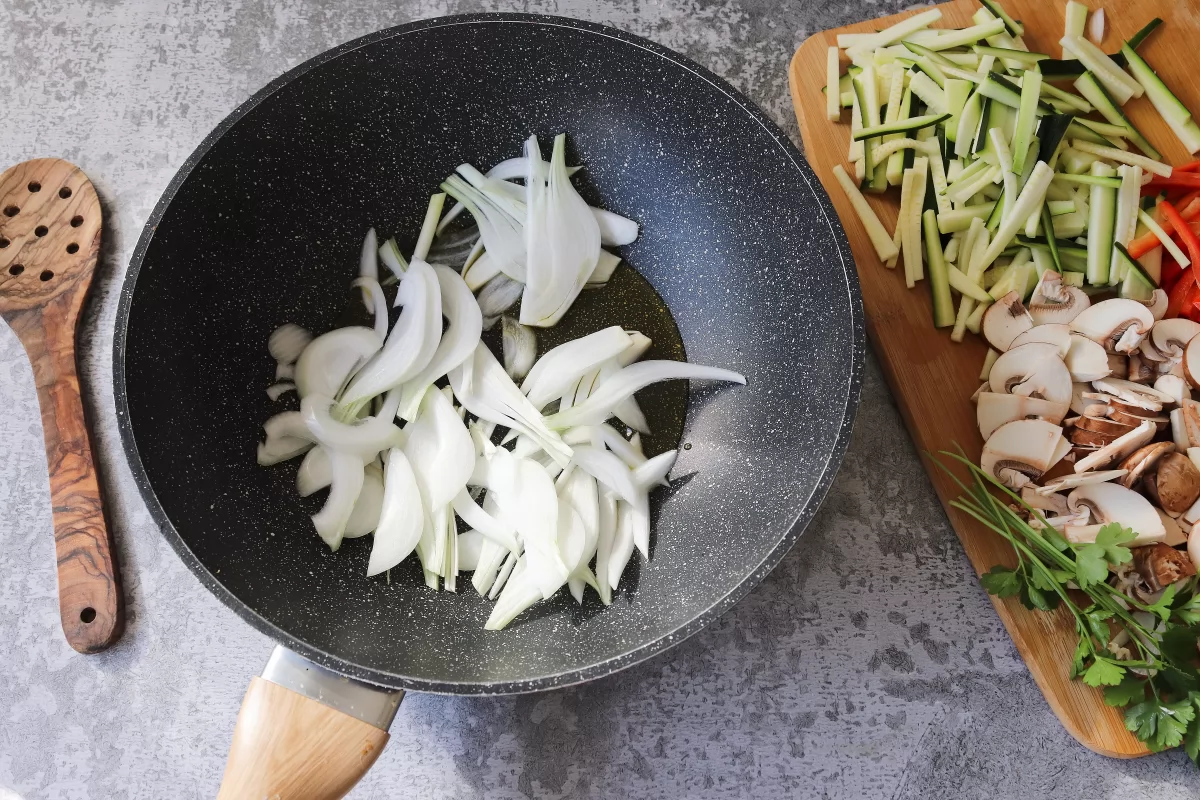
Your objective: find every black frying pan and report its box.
[113,13,862,795]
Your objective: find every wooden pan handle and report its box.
[218,677,390,800]
[10,296,122,653]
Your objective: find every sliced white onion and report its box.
[521,325,631,408]
[341,259,442,406]
[344,465,384,538]
[396,265,484,421]
[592,208,639,247]
[358,228,378,312]
[608,499,635,591]
[351,276,389,341]
[502,316,537,381]
[367,448,425,576]
[452,489,519,552]
[403,386,476,509]
[269,323,312,365]
[300,392,404,460]
[546,361,747,430]
[266,381,296,401]
[457,530,485,572]
[294,326,381,400]
[297,446,332,497]
[311,450,365,551]
[570,446,639,504]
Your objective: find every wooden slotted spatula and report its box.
[0,158,121,653]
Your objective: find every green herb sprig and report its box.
[934,450,1200,758]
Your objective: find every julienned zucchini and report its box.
[853,113,950,142]
[923,210,955,327]
[1074,71,1161,160]
[1085,161,1118,285]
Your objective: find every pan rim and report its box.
[112,11,864,694]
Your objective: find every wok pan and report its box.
[113,13,862,797]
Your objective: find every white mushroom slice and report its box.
[1074,420,1156,473]
[1064,336,1111,382]
[980,419,1066,489]
[982,291,1034,352]
[1139,337,1168,363]
[1011,323,1072,357]
[1152,318,1200,360]
[1069,298,1155,354]
[1109,352,1131,377]
[1190,523,1200,572]
[1140,289,1169,322]
[1023,486,1069,515]
[977,393,1070,440]
[1071,384,1108,416]
[971,381,990,403]
[1161,508,1189,546]
[1127,353,1154,384]
[1184,334,1200,390]
[1189,447,1200,474]
[1182,400,1200,448]
[1154,374,1188,406]
[1028,272,1091,326]
[1092,377,1177,407]
[989,343,1073,406]
[1173,408,1191,452]
[1064,523,1166,546]
[1066,482,1166,543]
[1051,434,1072,469]
[1036,469,1127,494]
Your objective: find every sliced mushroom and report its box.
[1072,384,1108,416]
[1190,523,1200,572]
[1160,508,1189,546]
[1011,323,1072,357]
[1118,441,1175,489]
[1069,298,1155,354]
[1180,496,1200,530]
[1022,486,1069,515]
[1144,452,1200,515]
[1154,374,1188,406]
[1037,469,1127,495]
[1184,334,1200,390]
[976,392,1069,440]
[1108,409,1169,434]
[1092,378,1177,408]
[1074,420,1156,473]
[1173,408,1191,452]
[989,343,1073,405]
[1182,400,1200,448]
[1189,447,1200,474]
[1132,543,1196,591]
[980,418,1068,489]
[982,291,1035,352]
[971,381,989,403]
[1151,317,1200,360]
[1028,272,1091,326]
[1067,482,1166,542]
[1139,337,1168,363]
[1138,289,1169,321]
[1074,415,1136,437]
[1126,353,1153,384]
[1070,428,1124,448]
[1063,335,1111,383]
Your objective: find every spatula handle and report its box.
[10,296,122,653]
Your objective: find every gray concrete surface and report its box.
[3,0,1200,797]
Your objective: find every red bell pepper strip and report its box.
[1160,200,1200,286]
[1178,160,1200,173]
[1162,258,1185,293]
[1128,193,1200,258]
[1144,173,1200,193]
[1168,271,1198,318]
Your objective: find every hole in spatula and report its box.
[9,264,23,275]
[66,243,78,254]
[0,238,8,248]
[40,270,53,281]
[80,607,96,624]
[58,187,72,199]
[3,206,17,217]
[70,216,83,227]
[27,182,41,193]
[35,225,48,237]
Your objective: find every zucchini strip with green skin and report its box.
[923,209,955,327]
[833,164,898,261]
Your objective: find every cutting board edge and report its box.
[787,1,1152,760]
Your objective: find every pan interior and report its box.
[118,16,861,691]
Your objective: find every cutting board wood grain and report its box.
[791,0,1200,758]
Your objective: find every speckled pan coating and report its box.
[112,13,864,694]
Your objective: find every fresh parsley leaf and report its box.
[1174,594,1200,626]
[1074,523,1136,588]
[1084,607,1114,644]
[1161,626,1200,670]
[1126,698,1196,751]
[979,565,1023,598]
[1083,657,1126,687]
[1160,664,1200,697]
[1028,566,1059,592]
[1021,578,1060,611]
[1186,694,1200,763]
[1145,584,1179,623]
[1070,635,1089,680]
[1104,673,1146,707]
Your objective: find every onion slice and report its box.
[521,325,631,408]
[311,450,366,551]
[294,326,381,399]
[368,448,425,576]
[546,361,747,430]
[358,228,378,312]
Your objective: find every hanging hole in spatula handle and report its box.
[0,158,122,653]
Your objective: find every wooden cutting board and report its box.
[791,0,1200,758]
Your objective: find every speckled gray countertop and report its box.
[3,1,1200,798]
